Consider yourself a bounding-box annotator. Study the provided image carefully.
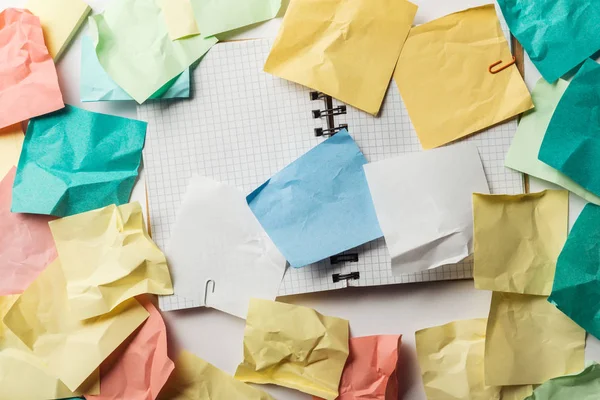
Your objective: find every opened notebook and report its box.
[138,39,524,312]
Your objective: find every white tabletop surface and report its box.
[5,0,600,398]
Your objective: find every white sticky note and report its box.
[364,144,490,274]
[166,176,287,318]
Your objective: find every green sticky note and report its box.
[497,0,600,82]
[525,363,600,399]
[12,105,147,217]
[89,0,217,104]
[506,78,600,205]
[191,0,281,37]
[548,203,600,339]
[539,59,600,198]
[80,36,190,102]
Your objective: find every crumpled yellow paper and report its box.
[0,124,23,178]
[158,350,275,400]
[0,295,99,399]
[48,202,173,320]
[264,0,417,115]
[485,292,585,386]
[234,299,350,400]
[158,0,200,40]
[394,5,533,149]
[2,260,149,392]
[473,190,568,296]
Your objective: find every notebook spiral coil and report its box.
[310,91,349,137]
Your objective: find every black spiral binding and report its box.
[310,91,348,137]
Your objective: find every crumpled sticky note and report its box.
[247,130,382,268]
[0,167,57,296]
[48,202,173,320]
[0,124,24,179]
[314,335,401,400]
[80,36,190,102]
[497,0,600,83]
[394,5,532,149]
[525,363,600,400]
[473,190,568,295]
[416,318,502,400]
[364,143,489,274]
[26,0,91,60]
[539,59,600,198]
[549,203,600,340]
[505,79,600,205]
[264,0,417,115]
[159,350,274,400]
[3,259,149,392]
[0,295,99,399]
[87,296,174,400]
[192,0,281,37]
[11,105,147,217]
[167,176,287,319]
[0,8,64,130]
[484,292,585,386]
[235,299,350,400]
[159,0,199,40]
[88,0,217,103]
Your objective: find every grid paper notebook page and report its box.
[139,39,524,312]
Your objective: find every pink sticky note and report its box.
[87,296,175,400]
[0,8,64,129]
[0,166,57,295]
[315,335,402,400]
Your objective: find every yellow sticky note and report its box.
[235,299,349,400]
[264,0,417,115]
[158,350,274,400]
[48,202,173,320]
[3,260,148,392]
[394,5,533,149]
[0,124,24,178]
[485,292,585,386]
[473,190,568,296]
[159,0,200,40]
[26,0,91,60]
[0,295,99,399]
[416,318,502,400]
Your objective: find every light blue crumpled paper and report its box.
[12,105,147,217]
[247,129,383,268]
[80,36,190,102]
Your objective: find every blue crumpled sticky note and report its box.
[80,36,190,102]
[538,59,600,197]
[497,0,600,82]
[12,105,147,217]
[247,129,382,268]
[549,203,600,339]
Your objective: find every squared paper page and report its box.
[138,39,524,311]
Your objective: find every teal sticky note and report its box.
[80,36,190,102]
[12,105,147,217]
[538,59,600,198]
[549,203,600,339]
[525,363,600,399]
[497,0,600,82]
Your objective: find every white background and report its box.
[3,0,599,398]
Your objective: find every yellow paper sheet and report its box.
[159,0,200,40]
[394,5,532,149]
[264,0,417,115]
[3,260,149,392]
[0,124,24,178]
[473,190,568,296]
[235,299,350,400]
[0,295,100,399]
[501,385,534,400]
[48,202,173,320]
[26,0,91,60]
[158,350,274,400]
[485,292,585,386]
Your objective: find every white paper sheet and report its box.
[166,176,287,318]
[363,144,490,274]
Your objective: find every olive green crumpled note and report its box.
[525,363,600,399]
